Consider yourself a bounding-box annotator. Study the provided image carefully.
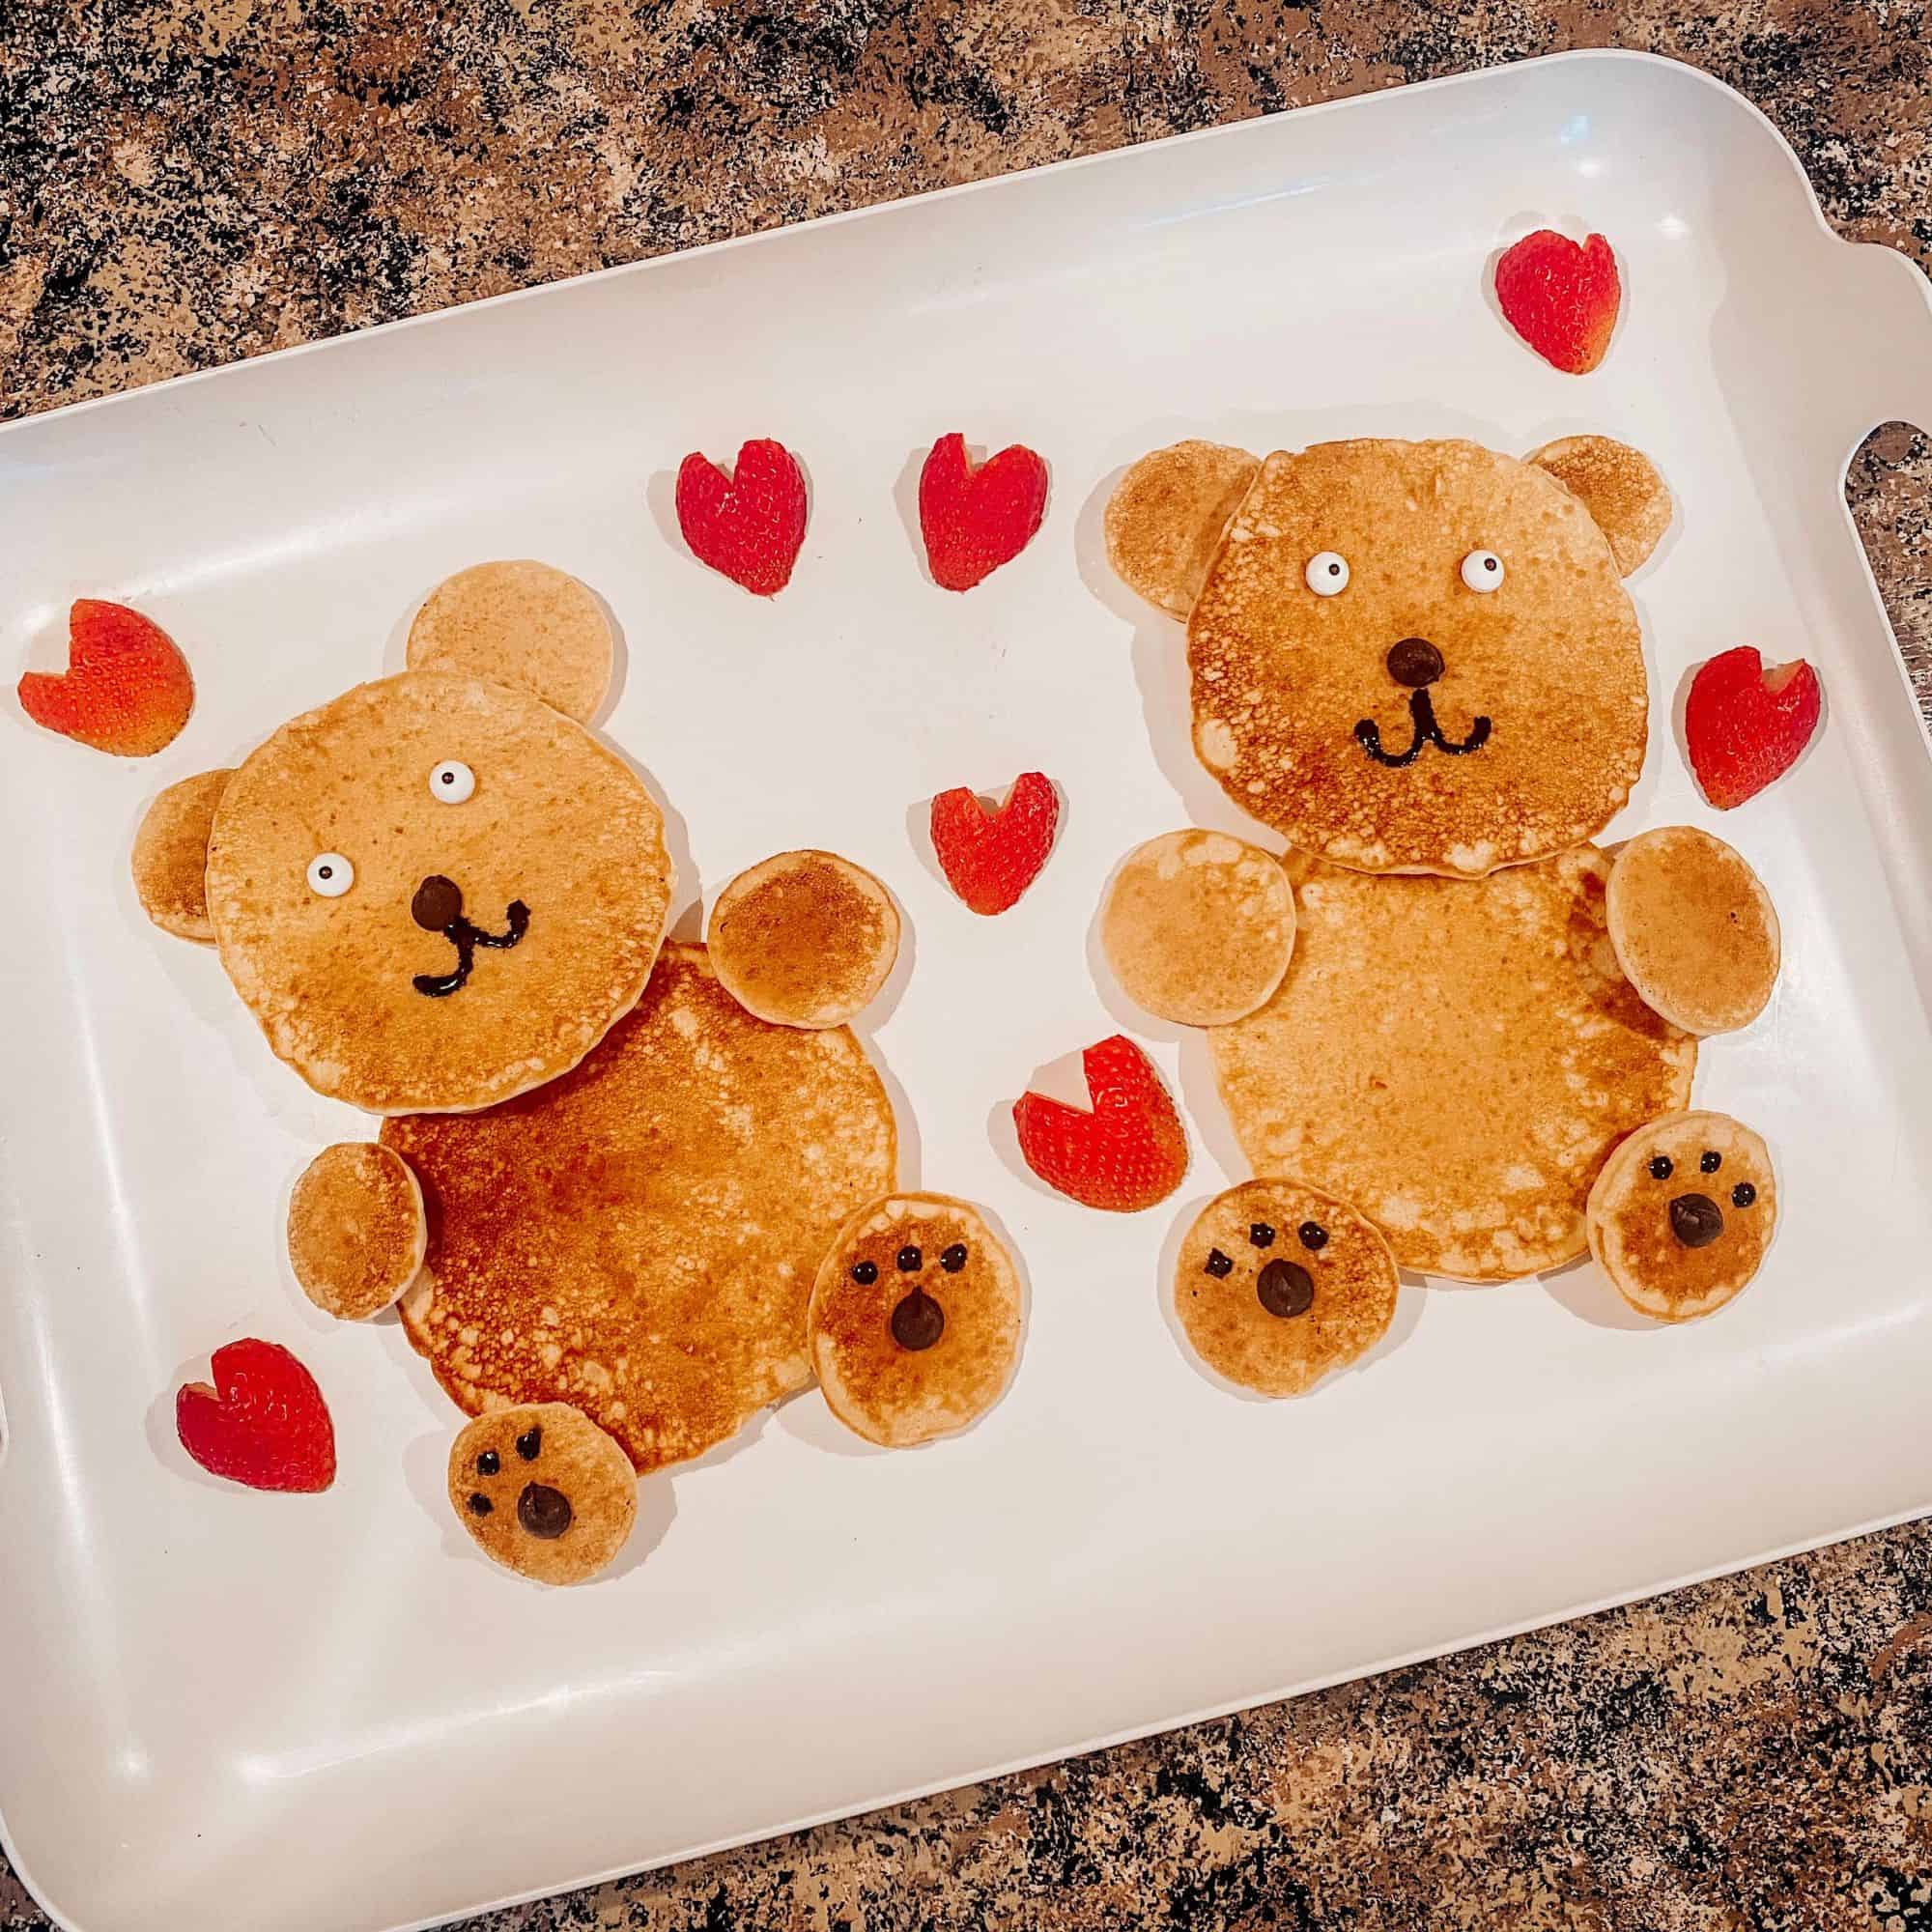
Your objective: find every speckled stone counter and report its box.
[3,7,1929,1929]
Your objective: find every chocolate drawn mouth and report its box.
[1354,688,1492,768]
[412,901,530,997]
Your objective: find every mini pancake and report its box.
[132,768,232,940]
[1186,439,1648,876]
[206,671,671,1115]
[1101,829,1294,1026]
[708,849,899,1029]
[1174,1179,1398,1397]
[808,1193,1022,1447]
[1104,440,1260,617]
[391,944,896,1472]
[1587,1111,1776,1321]
[448,1404,637,1584]
[406,560,614,724]
[1527,436,1671,576]
[1606,826,1779,1036]
[1213,846,1696,1280]
[288,1142,426,1320]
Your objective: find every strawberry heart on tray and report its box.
[675,438,809,596]
[1012,1036,1188,1213]
[176,1338,336,1493]
[918,432,1049,591]
[1684,644,1823,810]
[16,598,194,756]
[928,770,1060,915]
[1493,229,1621,376]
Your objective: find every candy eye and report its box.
[1305,552,1350,596]
[306,853,354,897]
[1461,550,1504,592]
[430,759,475,804]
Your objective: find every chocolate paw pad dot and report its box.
[1586,1111,1776,1321]
[707,848,900,1029]
[287,1142,426,1321]
[448,1403,638,1584]
[808,1193,1023,1447]
[1174,1179,1399,1397]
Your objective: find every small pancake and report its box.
[390,944,896,1472]
[406,560,614,724]
[131,768,232,940]
[1213,846,1696,1280]
[207,671,671,1115]
[448,1404,637,1584]
[1101,830,1294,1026]
[1587,1112,1776,1321]
[1174,1179,1399,1397]
[809,1193,1022,1447]
[1526,436,1671,576]
[288,1142,426,1320]
[1606,827,1779,1035]
[708,849,899,1028]
[1105,440,1260,617]
[1187,440,1648,876]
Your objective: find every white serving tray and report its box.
[4,49,1930,1932]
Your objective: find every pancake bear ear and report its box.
[1104,440,1261,616]
[405,560,615,723]
[131,768,234,941]
[1525,436,1672,577]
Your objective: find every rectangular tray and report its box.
[5,48,1932,1932]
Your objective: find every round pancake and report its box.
[1527,436,1671,576]
[1101,829,1294,1026]
[448,1404,637,1584]
[1607,826,1779,1036]
[1174,1179,1399,1396]
[390,944,896,1473]
[809,1193,1023,1447]
[1587,1112,1776,1321]
[206,671,671,1115]
[1105,440,1260,617]
[288,1142,426,1320]
[708,848,899,1029]
[132,768,232,940]
[1186,439,1648,876]
[1212,847,1697,1280]
[406,560,614,724]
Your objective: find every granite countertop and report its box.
[3,5,1929,1928]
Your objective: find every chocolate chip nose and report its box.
[516,1482,573,1540]
[412,873,464,931]
[1669,1193,1725,1249]
[1256,1258,1315,1319]
[1386,638,1444,688]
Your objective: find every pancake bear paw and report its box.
[448,1404,638,1584]
[287,1142,427,1320]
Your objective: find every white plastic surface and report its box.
[3,50,1931,1932]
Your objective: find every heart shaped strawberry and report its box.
[176,1338,336,1492]
[1013,1036,1188,1213]
[929,770,1060,915]
[17,599,193,756]
[1685,645,1823,810]
[675,438,808,596]
[1494,230,1621,376]
[918,433,1049,591]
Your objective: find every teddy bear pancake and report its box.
[809,1193,1023,1447]
[287,1142,425,1320]
[448,1403,637,1584]
[1174,1179,1399,1397]
[1587,1112,1777,1321]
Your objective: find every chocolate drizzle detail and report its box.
[1355,689,1492,768]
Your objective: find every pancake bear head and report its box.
[137,565,674,1115]
[1107,435,1671,877]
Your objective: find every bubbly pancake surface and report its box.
[708,848,899,1028]
[1104,440,1261,617]
[132,768,232,940]
[288,1142,425,1320]
[1212,846,1696,1279]
[407,560,614,724]
[390,944,896,1472]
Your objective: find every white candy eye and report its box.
[1305,552,1350,596]
[1461,549,1505,592]
[430,759,475,804]
[306,853,354,897]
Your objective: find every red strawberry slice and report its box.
[1684,645,1822,810]
[1013,1036,1188,1213]
[1493,230,1621,376]
[17,599,193,756]
[675,438,808,596]
[929,770,1060,915]
[918,433,1048,591]
[175,1339,336,1493]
